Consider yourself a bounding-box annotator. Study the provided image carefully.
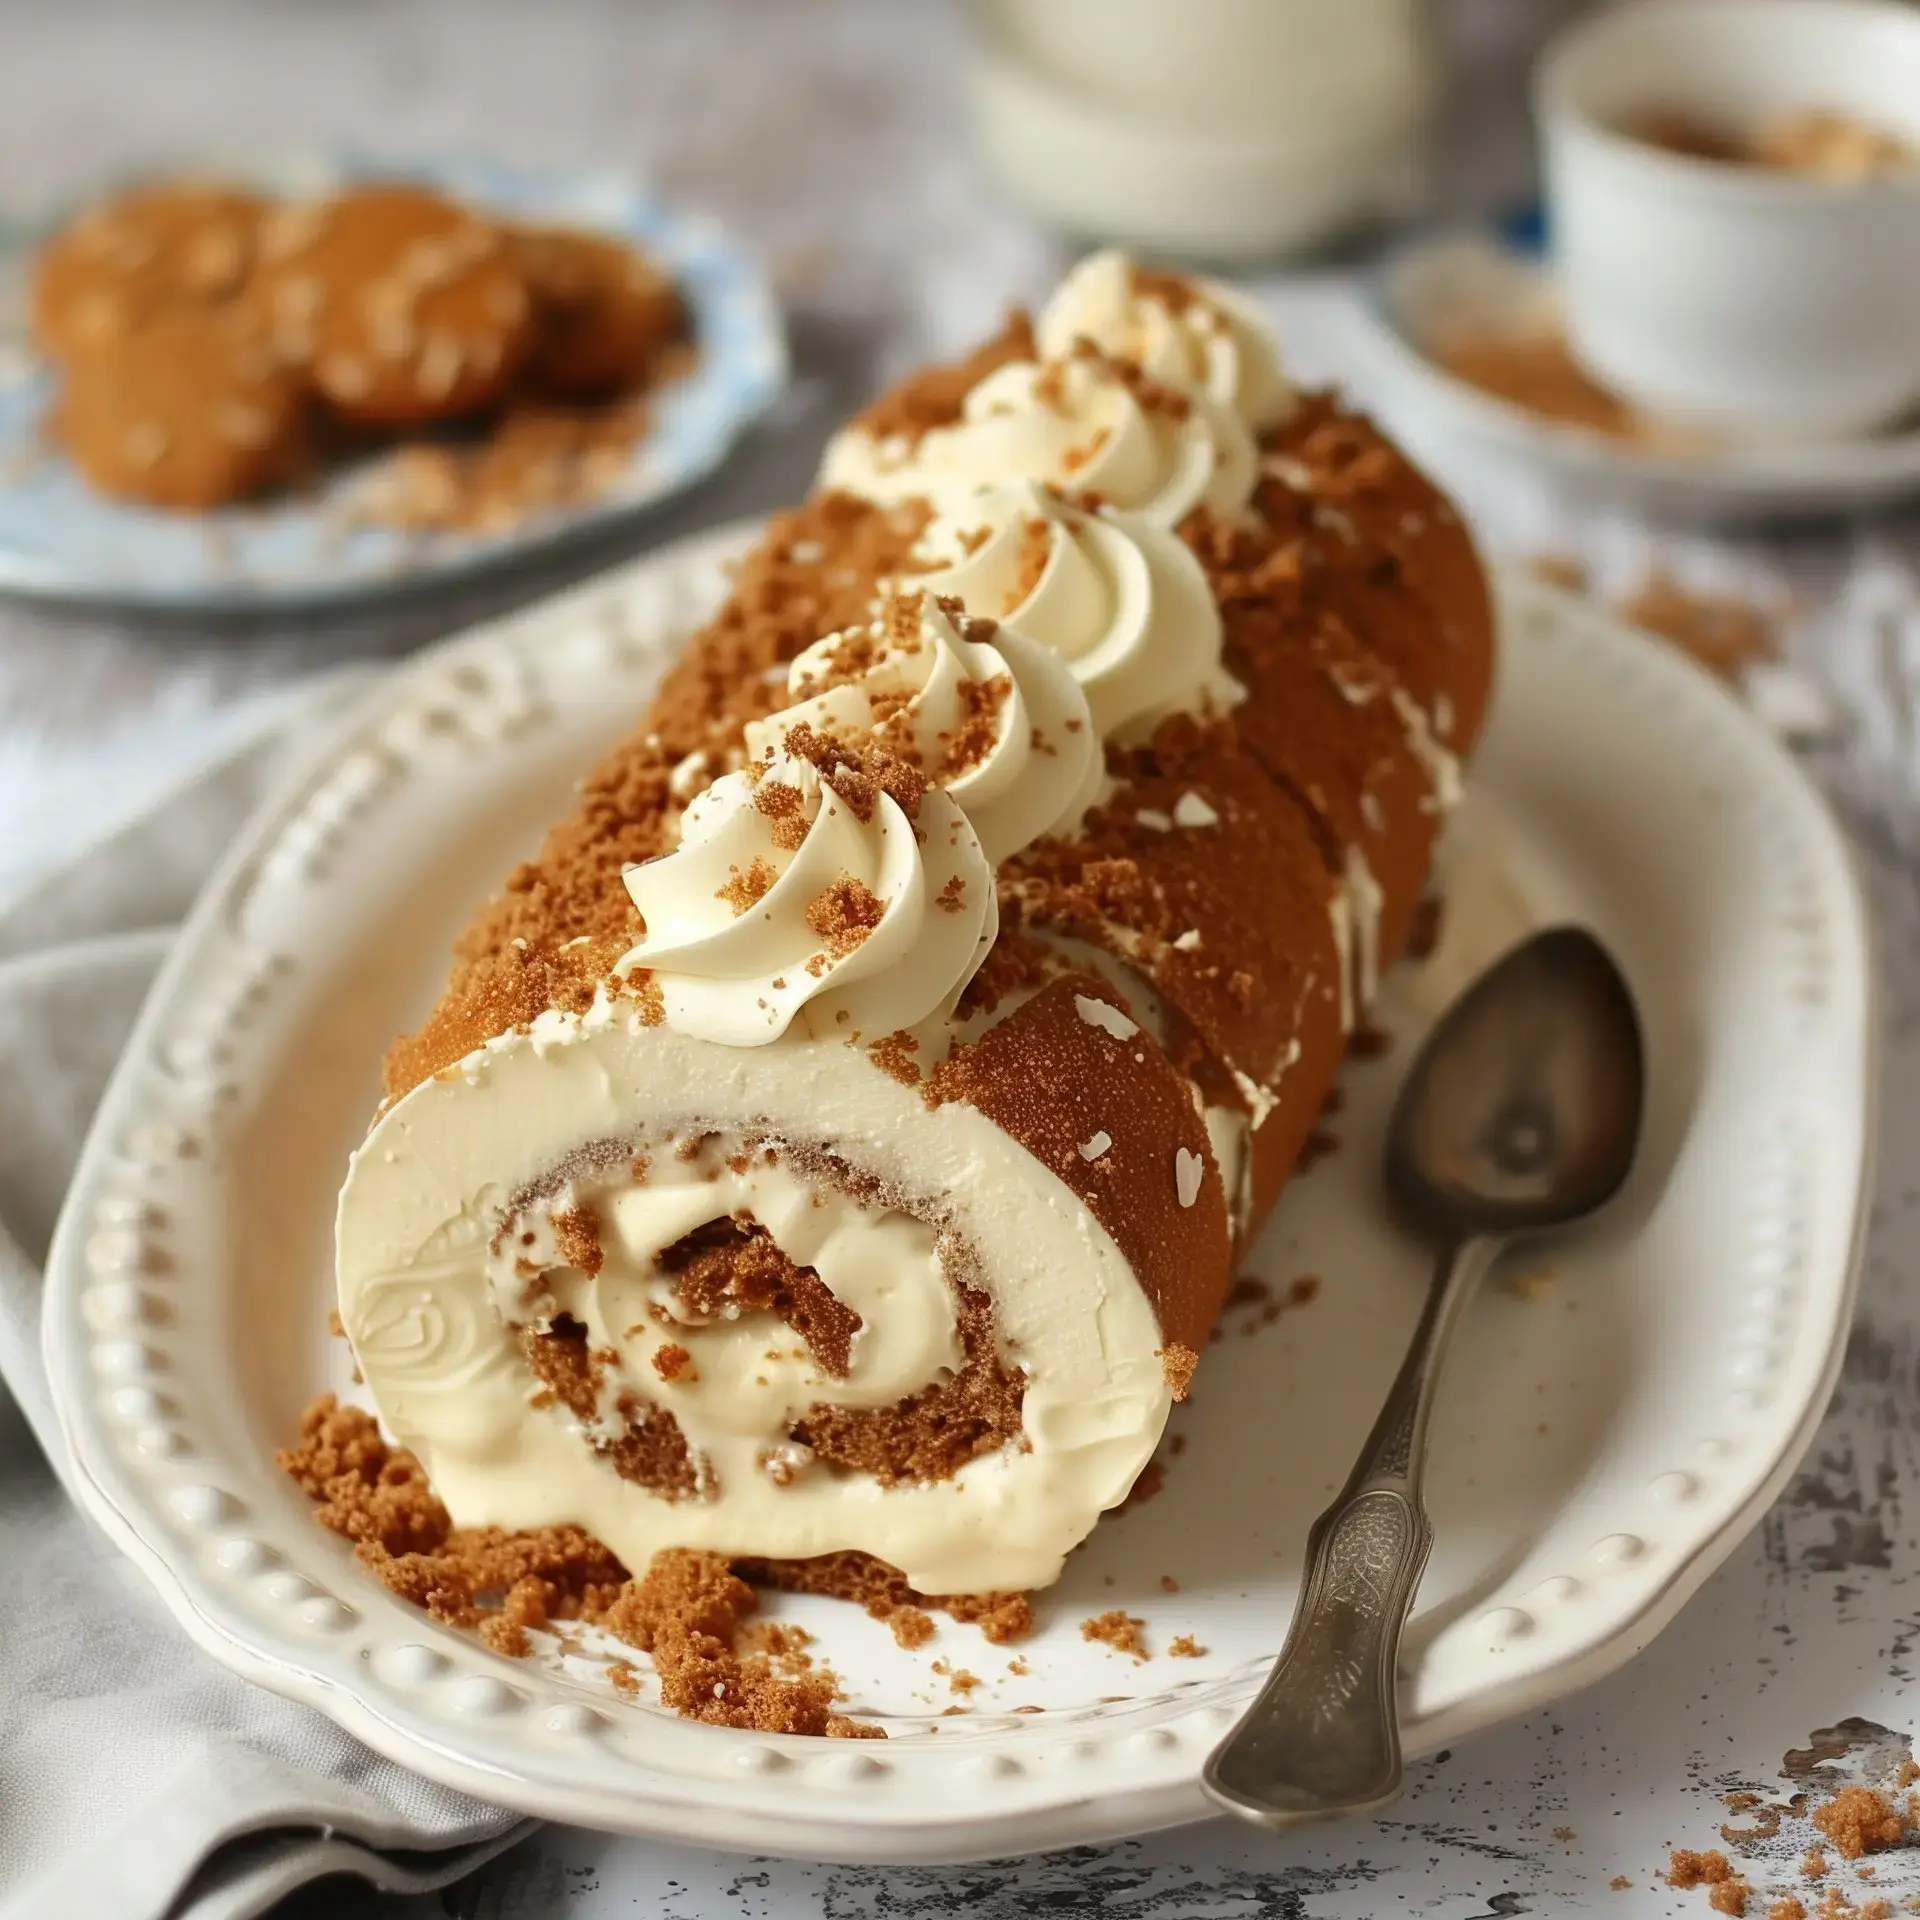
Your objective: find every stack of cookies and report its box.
[30,178,688,517]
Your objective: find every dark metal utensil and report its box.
[1202,926,1646,1829]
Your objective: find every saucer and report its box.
[1357,226,1920,522]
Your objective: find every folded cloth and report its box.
[0,698,527,1920]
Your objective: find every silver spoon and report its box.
[1201,925,1645,1829]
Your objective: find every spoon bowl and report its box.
[1388,925,1646,1239]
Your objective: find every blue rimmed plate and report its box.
[0,155,787,611]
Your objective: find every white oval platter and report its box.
[41,523,1874,1863]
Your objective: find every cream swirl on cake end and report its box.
[621,736,995,1047]
[1036,250,1295,433]
[910,480,1241,741]
[745,591,1104,866]
[821,346,1256,524]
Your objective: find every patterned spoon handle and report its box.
[1201,1235,1500,1826]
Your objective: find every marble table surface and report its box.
[6,2,1920,1915]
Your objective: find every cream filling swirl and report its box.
[490,1154,965,1493]
[337,1012,1174,1594]
[620,743,995,1047]
[1036,250,1296,433]
[911,481,1241,742]
[745,592,1104,865]
[820,347,1256,525]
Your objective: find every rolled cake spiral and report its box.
[338,250,1495,1597]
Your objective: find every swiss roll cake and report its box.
[336,251,1495,1600]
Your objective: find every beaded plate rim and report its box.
[41,529,1875,1862]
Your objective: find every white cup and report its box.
[964,0,1437,263]
[971,0,1431,127]
[1537,0,1920,443]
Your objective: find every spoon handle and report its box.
[1201,1234,1499,1827]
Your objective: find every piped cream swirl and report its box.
[621,739,995,1047]
[912,481,1240,742]
[1037,250,1295,433]
[745,592,1104,865]
[820,346,1256,525]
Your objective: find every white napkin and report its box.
[0,691,529,1920]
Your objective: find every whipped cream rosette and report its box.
[620,728,996,1047]
[909,480,1239,741]
[749,590,1105,865]
[1035,249,1295,433]
[820,342,1256,523]
[335,252,1494,1636]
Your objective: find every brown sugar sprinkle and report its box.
[782,723,929,826]
[1059,429,1111,475]
[1669,1851,1750,1915]
[593,1547,877,1740]
[753,779,812,852]
[549,1204,603,1278]
[738,1619,815,1662]
[1616,571,1781,684]
[1082,1611,1148,1660]
[1611,1879,1632,1893]
[812,620,892,691]
[1226,1273,1321,1337]
[717,858,778,915]
[1521,555,1785,686]
[938,672,1011,781]
[1168,1634,1206,1658]
[806,874,886,958]
[741,1549,1033,1645]
[1160,1575,1180,1593]
[1160,1343,1198,1402]
[1813,1787,1907,1860]
[1006,517,1055,612]
[277,1397,880,1736]
[882,588,929,647]
[1062,335,1193,422]
[1672,1851,1739,1890]
[849,310,1036,444]
[936,874,968,914]
[866,1029,922,1087]
[889,1605,935,1650]
[650,1342,696,1384]
[1805,1847,1830,1880]
[327,1307,346,1338]
[1722,1801,1784,1844]
[1121,1459,1166,1514]
[1767,1901,1805,1920]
